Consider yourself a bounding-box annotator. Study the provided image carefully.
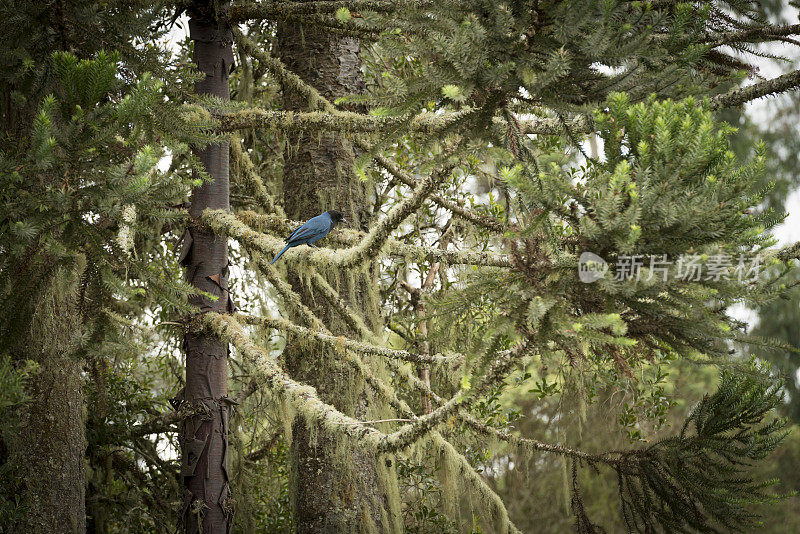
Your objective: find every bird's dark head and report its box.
[326,210,347,225]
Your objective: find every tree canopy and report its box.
[1,0,800,532]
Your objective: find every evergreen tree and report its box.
[3,0,800,531]
[0,1,200,530]
[195,1,800,531]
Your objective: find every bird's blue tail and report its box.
[270,244,291,264]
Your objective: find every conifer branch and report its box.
[710,69,800,110]
[214,106,590,136]
[703,23,800,47]
[204,209,513,267]
[238,313,461,364]
[229,0,430,20]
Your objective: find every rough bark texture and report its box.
[177,3,234,532]
[9,266,86,533]
[276,20,394,533]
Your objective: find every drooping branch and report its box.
[232,28,335,113]
[230,133,282,215]
[239,313,461,364]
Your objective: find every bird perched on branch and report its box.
[270,210,347,264]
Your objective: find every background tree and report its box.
[0,2,204,530]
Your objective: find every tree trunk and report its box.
[275,21,397,533]
[9,263,86,533]
[177,3,234,532]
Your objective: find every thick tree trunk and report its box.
[276,21,396,533]
[9,265,86,533]
[177,3,234,532]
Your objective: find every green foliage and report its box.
[412,93,795,531]
[0,51,196,351]
[431,94,784,384]
[613,361,790,532]
[359,0,771,141]
[1,0,797,530]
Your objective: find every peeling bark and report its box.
[177,3,234,532]
[275,20,393,533]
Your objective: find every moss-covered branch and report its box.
[229,0,431,20]
[710,69,800,110]
[204,312,520,462]
[308,272,378,340]
[214,107,472,134]
[336,169,446,266]
[232,28,335,113]
[239,313,460,364]
[204,209,513,267]
[213,71,800,138]
[303,279,522,533]
[214,106,589,136]
[251,255,327,331]
[460,413,622,465]
[202,313,390,447]
[230,134,282,215]
[776,240,800,263]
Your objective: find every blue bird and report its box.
[270,210,347,264]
